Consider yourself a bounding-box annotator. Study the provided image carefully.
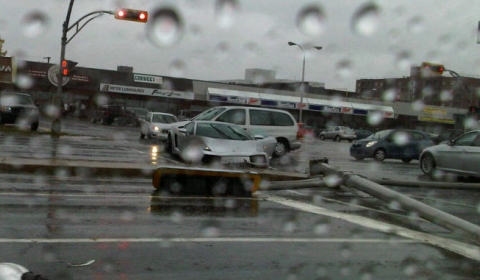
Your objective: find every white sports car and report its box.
[165,121,276,168]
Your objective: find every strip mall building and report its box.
[0,57,470,134]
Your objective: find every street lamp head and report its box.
[288,41,297,46]
[314,46,323,50]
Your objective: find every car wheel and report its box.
[273,139,288,157]
[335,135,341,142]
[140,133,145,139]
[420,153,436,175]
[401,158,412,163]
[147,133,152,139]
[30,121,39,131]
[373,149,386,161]
[354,157,364,161]
[319,134,325,140]
[164,135,173,154]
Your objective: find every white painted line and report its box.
[0,237,417,244]
[260,193,480,261]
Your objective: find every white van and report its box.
[192,106,301,157]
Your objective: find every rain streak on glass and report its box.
[21,11,49,38]
[215,0,239,29]
[147,7,184,48]
[296,4,326,37]
[351,3,380,37]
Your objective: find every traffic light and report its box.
[114,8,148,23]
[61,59,77,77]
[421,62,445,77]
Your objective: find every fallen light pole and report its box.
[317,163,480,241]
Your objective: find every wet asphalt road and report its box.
[1,117,480,279]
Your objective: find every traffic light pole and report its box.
[51,0,114,135]
[51,0,74,135]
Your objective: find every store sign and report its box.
[133,74,162,84]
[0,57,15,83]
[100,83,194,100]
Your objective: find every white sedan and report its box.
[419,130,480,179]
[165,121,276,168]
[140,112,178,140]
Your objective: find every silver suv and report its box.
[319,126,356,142]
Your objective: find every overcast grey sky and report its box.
[1,0,480,91]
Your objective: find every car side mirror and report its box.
[254,135,264,140]
[178,127,187,135]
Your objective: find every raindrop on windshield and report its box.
[394,50,412,71]
[147,7,184,48]
[335,58,353,81]
[169,59,186,77]
[407,16,425,34]
[351,3,380,37]
[215,0,239,29]
[21,11,49,38]
[296,4,326,37]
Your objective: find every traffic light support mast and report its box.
[52,0,115,135]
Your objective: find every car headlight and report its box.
[204,146,211,151]
[1,106,12,113]
[365,141,377,147]
[153,126,159,131]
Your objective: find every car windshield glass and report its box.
[1,94,33,105]
[196,123,252,140]
[192,107,226,121]
[152,114,177,123]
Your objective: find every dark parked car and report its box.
[350,129,435,162]
[89,105,138,126]
[431,129,464,144]
[0,92,39,131]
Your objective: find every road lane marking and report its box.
[260,193,480,261]
[286,190,430,223]
[0,238,417,244]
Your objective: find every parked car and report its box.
[0,92,39,131]
[89,105,124,125]
[192,106,301,157]
[297,123,315,140]
[165,120,276,167]
[420,130,480,179]
[140,112,178,140]
[126,107,149,123]
[431,129,464,144]
[319,126,356,142]
[354,129,374,140]
[350,129,435,162]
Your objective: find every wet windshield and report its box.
[2,1,480,279]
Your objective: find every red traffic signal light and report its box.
[421,62,445,76]
[114,8,148,23]
[61,59,78,77]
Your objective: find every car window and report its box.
[195,123,251,140]
[216,109,246,125]
[455,132,479,146]
[192,107,226,121]
[185,122,195,135]
[411,131,425,141]
[271,111,294,126]
[249,109,271,125]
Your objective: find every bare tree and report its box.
[0,37,7,57]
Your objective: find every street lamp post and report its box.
[288,41,322,123]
